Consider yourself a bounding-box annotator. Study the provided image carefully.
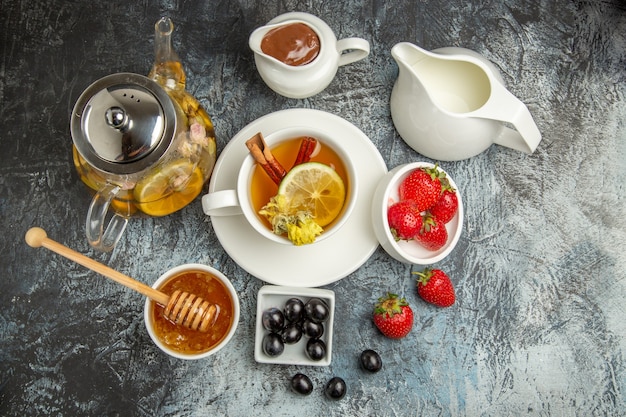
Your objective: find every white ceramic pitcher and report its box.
[249,12,370,98]
[390,42,542,161]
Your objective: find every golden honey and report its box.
[149,270,235,355]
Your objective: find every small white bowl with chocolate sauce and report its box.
[249,12,370,98]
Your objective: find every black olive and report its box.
[282,322,303,344]
[284,298,305,322]
[305,338,326,361]
[262,307,285,332]
[290,373,313,395]
[262,332,284,357]
[304,298,329,323]
[324,377,346,400]
[302,319,324,339]
[360,349,382,373]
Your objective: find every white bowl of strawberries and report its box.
[371,162,463,265]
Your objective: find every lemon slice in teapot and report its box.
[134,159,204,217]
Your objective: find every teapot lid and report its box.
[71,73,177,175]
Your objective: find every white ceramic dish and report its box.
[254,285,335,366]
[207,109,387,287]
[371,162,463,264]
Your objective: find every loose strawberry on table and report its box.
[413,268,455,307]
[373,293,414,339]
[415,213,448,251]
[398,165,445,212]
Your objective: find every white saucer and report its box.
[207,109,387,287]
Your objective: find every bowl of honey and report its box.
[144,264,240,359]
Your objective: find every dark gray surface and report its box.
[1,1,625,416]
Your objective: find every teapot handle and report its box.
[337,38,370,66]
[473,81,542,154]
[86,183,129,252]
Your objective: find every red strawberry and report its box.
[387,200,422,240]
[398,165,445,212]
[372,293,414,339]
[429,180,458,224]
[413,268,455,307]
[415,213,447,251]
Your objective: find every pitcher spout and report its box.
[248,24,272,57]
[248,19,309,63]
[391,42,433,72]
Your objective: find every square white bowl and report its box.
[254,285,335,366]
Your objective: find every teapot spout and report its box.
[148,17,186,91]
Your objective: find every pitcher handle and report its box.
[86,183,129,252]
[474,82,542,154]
[337,38,370,66]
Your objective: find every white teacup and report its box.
[202,127,358,245]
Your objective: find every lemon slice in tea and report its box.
[278,162,346,227]
[134,159,204,217]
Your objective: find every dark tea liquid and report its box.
[150,270,235,355]
[249,137,349,230]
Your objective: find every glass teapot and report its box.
[71,17,217,251]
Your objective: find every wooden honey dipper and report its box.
[25,227,217,332]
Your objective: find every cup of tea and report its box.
[144,263,240,360]
[249,12,370,98]
[202,127,358,245]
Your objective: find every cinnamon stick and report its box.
[245,132,287,185]
[292,136,318,168]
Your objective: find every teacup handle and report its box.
[337,38,370,66]
[474,81,542,154]
[202,190,243,216]
[86,183,128,252]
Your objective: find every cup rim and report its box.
[144,263,240,360]
[238,126,359,246]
